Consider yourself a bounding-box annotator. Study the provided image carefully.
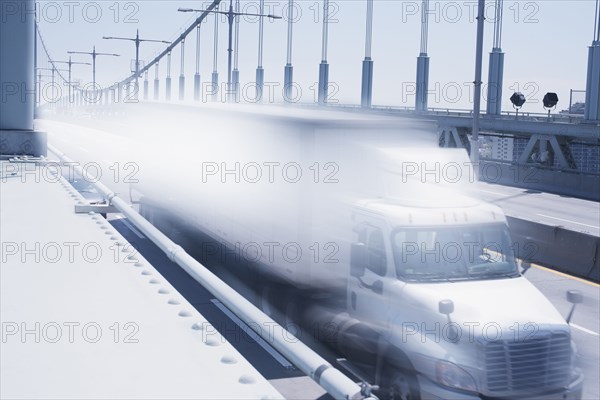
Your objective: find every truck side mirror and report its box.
[439,300,459,343]
[567,290,583,304]
[439,299,454,315]
[566,290,583,323]
[519,237,536,275]
[350,243,367,278]
[520,260,532,275]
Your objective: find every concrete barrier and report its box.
[508,216,599,282]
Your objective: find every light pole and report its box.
[103,30,170,100]
[35,70,57,106]
[179,2,281,102]
[37,67,67,104]
[68,47,120,102]
[54,57,91,103]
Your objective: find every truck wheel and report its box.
[388,368,420,400]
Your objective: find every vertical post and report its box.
[195,24,202,101]
[486,0,504,115]
[38,70,42,106]
[284,0,294,102]
[584,0,600,121]
[231,0,240,102]
[68,58,73,103]
[361,0,374,108]
[471,0,485,168]
[318,0,330,105]
[256,0,265,102]
[415,0,430,112]
[154,62,160,100]
[92,47,97,94]
[34,18,38,117]
[179,39,186,100]
[212,8,220,101]
[226,0,234,102]
[135,30,140,101]
[166,51,172,101]
[144,70,149,100]
[0,0,46,155]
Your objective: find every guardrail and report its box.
[48,143,372,400]
[508,216,600,283]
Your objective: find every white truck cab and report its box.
[346,196,584,399]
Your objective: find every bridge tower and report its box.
[415,0,430,112]
[361,0,374,108]
[584,0,600,121]
[486,0,504,116]
[0,0,46,156]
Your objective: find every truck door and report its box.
[348,220,392,328]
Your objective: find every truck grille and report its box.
[481,332,571,394]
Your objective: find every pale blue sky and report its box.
[37,0,598,110]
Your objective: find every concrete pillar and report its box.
[486,48,504,115]
[415,55,429,111]
[255,67,264,102]
[0,0,46,156]
[585,41,600,121]
[283,65,293,102]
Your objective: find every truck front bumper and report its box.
[417,370,584,400]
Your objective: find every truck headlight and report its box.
[436,360,477,392]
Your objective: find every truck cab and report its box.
[346,196,584,399]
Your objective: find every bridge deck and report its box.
[0,160,282,399]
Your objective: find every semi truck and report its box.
[134,104,584,400]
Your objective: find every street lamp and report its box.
[37,67,68,103]
[53,57,91,103]
[67,47,120,101]
[102,30,170,100]
[543,92,559,118]
[35,70,59,106]
[510,91,526,118]
[179,1,281,102]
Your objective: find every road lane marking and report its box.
[535,213,599,230]
[478,189,508,196]
[210,298,294,369]
[531,264,600,288]
[571,324,600,337]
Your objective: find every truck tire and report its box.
[387,367,420,400]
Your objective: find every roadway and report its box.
[470,181,599,237]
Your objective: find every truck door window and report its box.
[366,228,387,276]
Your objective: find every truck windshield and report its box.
[391,225,519,281]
